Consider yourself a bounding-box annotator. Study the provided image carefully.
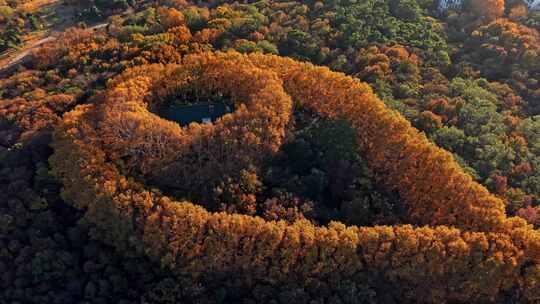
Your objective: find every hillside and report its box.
[1,0,540,303]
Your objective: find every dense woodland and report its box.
[1,0,540,303]
[0,0,45,52]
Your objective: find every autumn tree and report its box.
[158,7,185,29]
[469,0,506,21]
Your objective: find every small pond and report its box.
[159,102,232,126]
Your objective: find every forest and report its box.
[1,0,540,303]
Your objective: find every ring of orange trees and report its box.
[51,52,540,302]
[93,57,292,213]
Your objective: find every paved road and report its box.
[3,36,55,66]
[0,23,108,77]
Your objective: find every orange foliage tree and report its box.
[158,7,185,30]
[95,57,292,213]
[469,0,505,21]
[50,51,540,302]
